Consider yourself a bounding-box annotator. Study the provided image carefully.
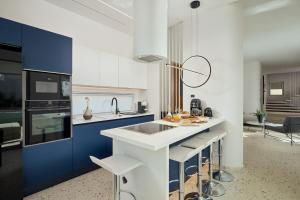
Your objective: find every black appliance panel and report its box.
[60,74,71,99]
[25,104,71,146]
[25,100,71,109]
[0,44,23,199]
[26,71,70,100]
[0,141,23,200]
[0,73,22,110]
[0,45,22,110]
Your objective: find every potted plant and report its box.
[254,110,266,123]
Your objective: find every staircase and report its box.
[266,101,300,113]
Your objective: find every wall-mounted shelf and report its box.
[72,84,146,94]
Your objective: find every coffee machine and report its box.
[190,95,202,116]
[138,101,148,113]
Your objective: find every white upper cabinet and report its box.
[117,56,148,89]
[118,56,134,88]
[73,43,147,89]
[99,52,118,87]
[72,44,100,86]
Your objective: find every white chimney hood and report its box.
[133,0,168,62]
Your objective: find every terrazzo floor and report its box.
[25,129,300,200]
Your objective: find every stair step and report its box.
[266,106,300,109]
[266,109,300,113]
[267,101,288,104]
[266,105,295,108]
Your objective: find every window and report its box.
[269,82,284,96]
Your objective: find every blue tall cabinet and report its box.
[0,17,22,47]
[0,17,72,74]
[23,139,73,195]
[22,25,72,74]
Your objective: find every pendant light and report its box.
[182,0,211,88]
[133,0,168,62]
[166,0,212,88]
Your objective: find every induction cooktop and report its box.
[122,122,177,135]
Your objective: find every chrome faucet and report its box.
[111,97,120,115]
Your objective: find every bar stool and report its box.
[179,137,212,200]
[194,130,226,197]
[214,138,234,182]
[90,155,143,200]
[169,145,201,200]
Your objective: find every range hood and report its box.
[133,0,168,62]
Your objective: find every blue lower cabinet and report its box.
[22,139,73,195]
[0,17,22,47]
[72,122,112,174]
[73,115,154,175]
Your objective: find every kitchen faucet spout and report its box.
[111,97,120,115]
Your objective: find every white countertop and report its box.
[72,113,154,125]
[102,117,225,151]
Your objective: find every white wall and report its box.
[244,61,261,116]
[182,3,244,168]
[144,63,161,120]
[72,94,134,115]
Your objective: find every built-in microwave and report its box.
[25,71,71,100]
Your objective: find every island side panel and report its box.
[113,140,169,200]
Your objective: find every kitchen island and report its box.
[102,116,225,200]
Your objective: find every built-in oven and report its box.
[23,71,72,146]
[26,71,71,100]
[24,100,71,146]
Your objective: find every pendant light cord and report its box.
[196,5,199,54]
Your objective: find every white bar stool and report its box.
[169,145,200,200]
[90,155,143,200]
[214,138,234,182]
[179,137,213,200]
[195,130,226,197]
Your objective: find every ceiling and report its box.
[46,0,300,68]
[243,0,300,67]
[46,0,134,33]
[167,0,238,25]
[46,0,237,34]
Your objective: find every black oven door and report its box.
[25,107,71,146]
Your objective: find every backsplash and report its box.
[72,93,134,115]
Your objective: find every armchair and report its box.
[266,117,300,145]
